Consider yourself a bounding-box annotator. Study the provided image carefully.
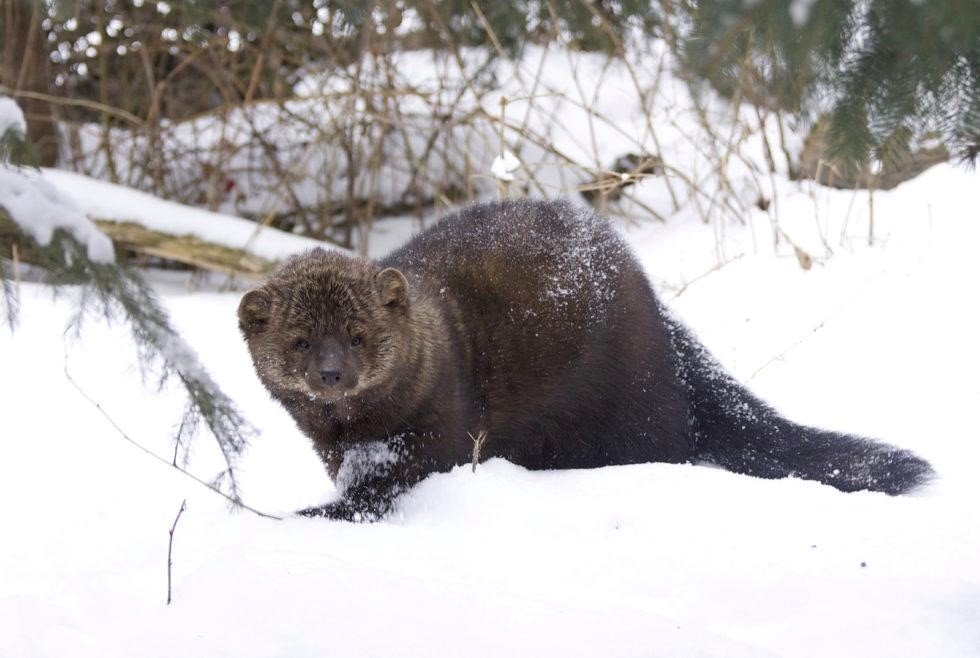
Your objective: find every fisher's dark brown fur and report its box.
[239,199,932,521]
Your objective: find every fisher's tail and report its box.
[664,314,933,495]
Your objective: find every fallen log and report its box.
[1,212,277,280]
[94,219,275,279]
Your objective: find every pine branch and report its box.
[677,0,980,168]
[0,125,38,169]
[1,214,252,500]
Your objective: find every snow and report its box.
[0,168,115,263]
[0,96,27,136]
[0,96,115,263]
[3,97,320,267]
[789,0,818,26]
[64,48,503,224]
[40,168,328,262]
[3,36,980,657]
[491,149,521,182]
[59,42,813,241]
[2,157,978,656]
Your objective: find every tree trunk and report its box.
[1,0,59,166]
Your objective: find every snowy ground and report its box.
[2,163,979,657]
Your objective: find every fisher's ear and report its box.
[376,268,409,307]
[238,289,271,336]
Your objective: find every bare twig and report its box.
[469,430,488,473]
[1,87,144,127]
[63,357,282,520]
[747,271,885,382]
[166,498,187,605]
[666,254,744,301]
[497,96,509,199]
[868,186,876,246]
[39,6,817,253]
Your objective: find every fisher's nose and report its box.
[304,337,347,391]
[318,368,342,387]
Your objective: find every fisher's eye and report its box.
[350,335,362,347]
[295,338,311,351]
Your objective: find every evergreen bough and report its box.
[0,115,250,502]
[680,0,979,170]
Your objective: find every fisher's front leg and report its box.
[297,434,434,522]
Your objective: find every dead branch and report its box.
[747,271,885,382]
[469,430,488,473]
[666,254,745,301]
[166,498,187,605]
[95,220,275,278]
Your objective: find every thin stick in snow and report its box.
[166,499,187,605]
[668,254,744,301]
[496,96,509,199]
[469,430,488,473]
[747,270,885,382]
[868,187,876,246]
